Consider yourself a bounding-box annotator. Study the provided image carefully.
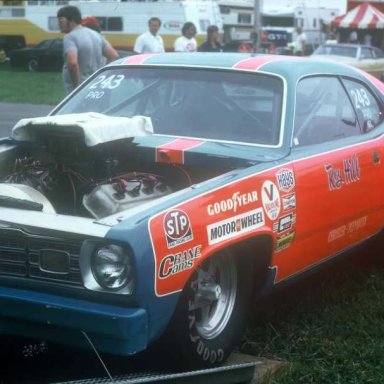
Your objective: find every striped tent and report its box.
[331,2,384,29]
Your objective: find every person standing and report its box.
[174,22,197,52]
[57,5,119,94]
[295,27,307,56]
[198,25,223,52]
[134,17,165,54]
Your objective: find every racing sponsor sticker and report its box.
[276,168,295,193]
[273,213,296,233]
[207,190,258,216]
[261,180,281,220]
[328,216,367,242]
[163,209,193,248]
[282,193,296,211]
[325,154,360,191]
[207,208,264,245]
[158,245,201,279]
[275,230,295,253]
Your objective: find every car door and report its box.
[40,39,62,70]
[283,75,384,277]
[49,39,63,70]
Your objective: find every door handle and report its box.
[373,151,381,165]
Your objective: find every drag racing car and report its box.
[0,53,383,369]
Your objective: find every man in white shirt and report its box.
[134,17,165,54]
[295,27,307,56]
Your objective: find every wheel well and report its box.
[223,235,273,294]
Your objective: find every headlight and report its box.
[92,244,134,292]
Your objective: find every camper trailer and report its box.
[0,0,223,51]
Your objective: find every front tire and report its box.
[166,250,253,369]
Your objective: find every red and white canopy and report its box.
[331,2,384,29]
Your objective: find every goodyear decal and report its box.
[207,191,258,216]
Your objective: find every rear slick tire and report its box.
[166,250,253,370]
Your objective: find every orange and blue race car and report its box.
[0,53,383,369]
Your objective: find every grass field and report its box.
[1,62,384,383]
[0,62,64,105]
[241,243,384,384]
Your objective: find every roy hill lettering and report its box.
[207,208,264,245]
[325,154,360,191]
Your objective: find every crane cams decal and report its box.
[163,209,193,248]
[261,180,281,220]
[207,208,264,245]
[325,154,360,191]
[276,168,295,193]
[158,245,202,279]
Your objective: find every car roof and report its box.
[111,53,378,88]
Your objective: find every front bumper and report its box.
[0,287,148,355]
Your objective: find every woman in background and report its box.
[174,22,197,52]
[199,25,223,52]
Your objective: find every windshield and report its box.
[54,67,284,146]
[313,45,358,58]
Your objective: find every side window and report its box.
[294,77,360,146]
[373,47,384,59]
[343,79,383,132]
[361,47,374,59]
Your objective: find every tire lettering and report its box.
[197,340,204,355]
[203,347,210,361]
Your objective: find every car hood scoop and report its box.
[11,112,154,146]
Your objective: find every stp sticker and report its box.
[261,180,281,220]
[276,168,295,193]
[163,209,193,248]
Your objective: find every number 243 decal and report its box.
[350,88,370,109]
[89,74,125,90]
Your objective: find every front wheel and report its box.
[165,250,253,369]
[27,58,39,72]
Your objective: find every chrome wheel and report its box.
[191,253,237,340]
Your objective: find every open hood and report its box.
[11,112,154,147]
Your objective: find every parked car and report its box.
[312,43,384,80]
[0,34,25,62]
[9,38,63,72]
[0,53,383,370]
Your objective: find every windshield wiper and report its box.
[0,196,43,211]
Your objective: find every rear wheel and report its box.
[165,250,253,369]
[27,58,39,72]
